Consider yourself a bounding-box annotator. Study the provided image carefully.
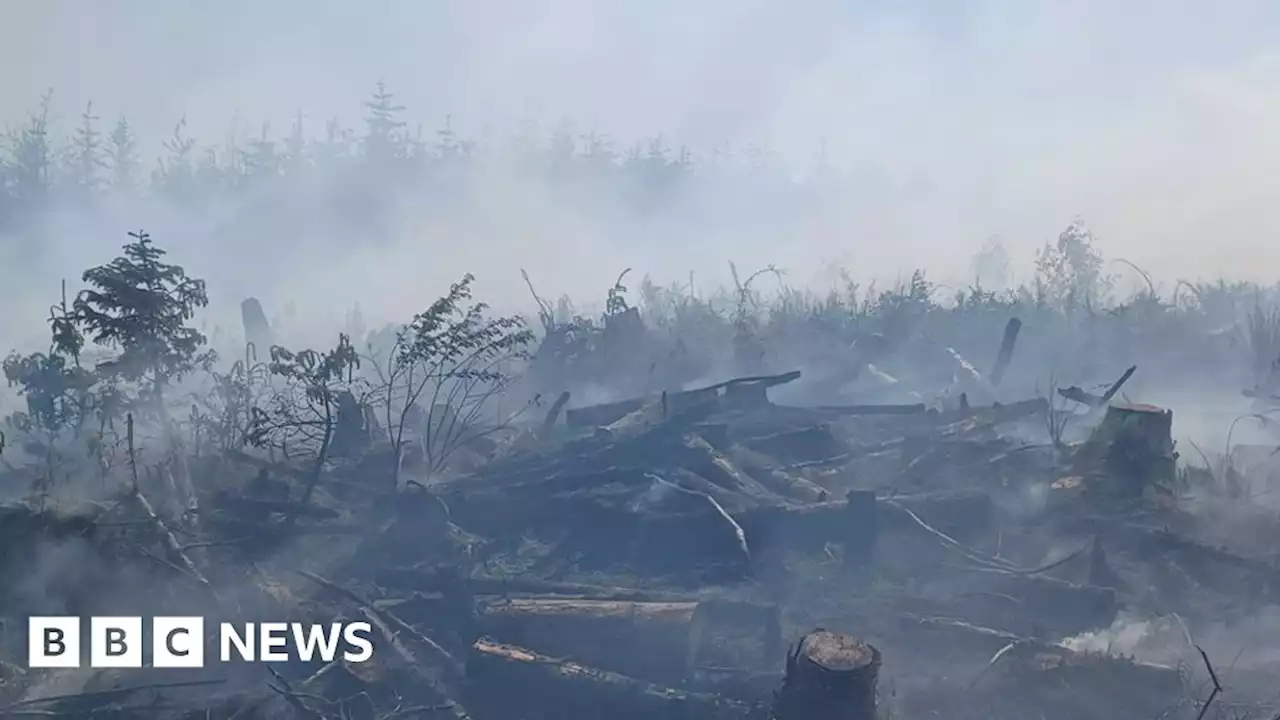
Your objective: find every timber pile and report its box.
[1,319,1276,720]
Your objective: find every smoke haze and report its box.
[3,0,1280,340]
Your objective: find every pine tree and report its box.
[241,123,280,181]
[9,89,54,207]
[106,116,140,193]
[361,79,407,165]
[154,116,197,201]
[72,229,212,401]
[68,101,107,199]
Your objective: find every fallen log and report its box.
[773,630,880,720]
[564,370,802,427]
[738,424,846,464]
[725,445,827,503]
[374,567,698,602]
[1058,365,1138,410]
[466,638,750,720]
[737,489,993,555]
[676,433,791,506]
[478,598,697,684]
[476,597,781,687]
[807,403,927,416]
[940,397,1048,425]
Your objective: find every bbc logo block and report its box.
[153,617,204,668]
[28,617,79,668]
[28,617,373,668]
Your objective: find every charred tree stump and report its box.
[1077,402,1176,496]
[774,630,880,720]
[240,297,272,353]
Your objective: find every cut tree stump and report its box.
[773,630,880,720]
[1077,402,1176,496]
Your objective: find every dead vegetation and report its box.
[2,224,1280,720]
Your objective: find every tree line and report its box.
[0,81,829,236]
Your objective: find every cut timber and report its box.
[564,370,801,427]
[725,445,827,503]
[374,568,696,602]
[477,597,781,687]
[479,598,697,684]
[676,433,789,506]
[773,630,880,720]
[1077,402,1175,496]
[738,489,992,555]
[740,424,846,464]
[466,638,749,720]
[809,403,926,416]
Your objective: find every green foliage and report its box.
[194,345,271,453]
[253,334,363,455]
[1035,219,1115,313]
[2,352,95,435]
[2,282,93,436]
[395,274,534,378]
[72,230,213,399]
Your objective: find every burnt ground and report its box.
[0,361,1277,720]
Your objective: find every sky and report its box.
[4,0,1280,331]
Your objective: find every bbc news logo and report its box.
[28,617,374,668]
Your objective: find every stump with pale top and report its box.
[773,630,880,720]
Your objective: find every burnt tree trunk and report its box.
[240,297,272,353]
[774,630,880,720]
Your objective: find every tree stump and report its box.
[773,630,880,720]
[1077,402,1176,496]
[240,297,272,353]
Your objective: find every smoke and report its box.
[5,1,1280,328]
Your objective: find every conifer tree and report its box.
[106,116,140,193]
[10,89,54,208]
[362,79,407,166]
[68,102,106,199]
